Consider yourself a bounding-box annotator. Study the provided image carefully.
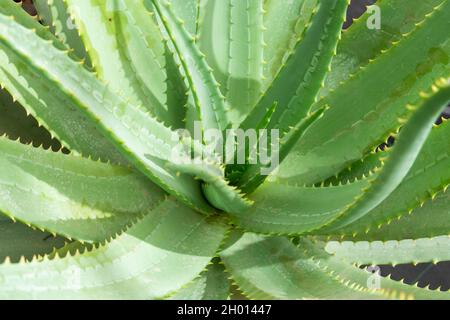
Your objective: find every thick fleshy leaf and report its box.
[0,0,125,163]
[343,191,450,242]
[64,0,182,126]
[149,0,230,132]
[240,0,349,134]
[229,179,368,235]
[277,1,450,185]
[197,0,264,126]
[0,12,221,213]
[0,137,165,242]
[325,236,450,267]
[262,0,318,88]
[323,79,450,231]
[34,0,90,65]
[0,198,228,299]
[322,0,446,97]
[237,106,327,194]
[170,0,200,35]
[169,258,230,300]
[221,233,449,299]
[0,215,65,263]
[327,119,450,237]
[0,89,59,149]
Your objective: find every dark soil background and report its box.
[11,0,450,293]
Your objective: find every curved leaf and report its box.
[325,236,450,266]
[277,1,450,185]
[64,0,180,126]
[0,0,125,163]
[149,0,230,132]
[0,198,228,299]
[169,258,230,300]
[322,0,446,96]
[0,137,165,242]
[230,179,368,235]
[34,0,90,65]
[262,0,318,88]
[197,0,264,126]
[328,119,450,237]
[323,79,450,231]
[0,215,65,263]
[221,233,449,299]
[240,0,348,134]
[0,12,218,213]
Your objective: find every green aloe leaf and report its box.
[0,198,228,299]
[327,118,450,237]
[0,215,66,263]
[197,0,265,126]
[34,0,90,65]
[343,191,450,242]
[237,106,327,194]
[169,258,230,300]
[0,0,125,163]
[229,179,368,235]
[322,0,446,96]
[149,0,230,132]
[262,0,318,88]
[0,89,59,149]
[170,0,200,35]
[277,1,450,185]
[323,79,450,231]
[0,137,165,242]
[221,233,449,299]
[64,0,182,126]
[324,235,450,266]
[0,11,222,213]
[240,0,349,134]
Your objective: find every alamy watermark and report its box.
[366,5,381,30]
[367,265,382,290]
[170,121,280,176]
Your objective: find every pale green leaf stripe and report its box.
[325,236,450,266]
[221,233,449,299]
[277,1,450,185]
[321,0,446,97]
[262,0,318,88]
[0,13,218,213]
[34,0,90,65]
[149,0,230,132]
[324,80,450,231]
[0,1,125,163]
[0,215,66,263]
[240,0,348,134]
[330,119,450,238]
[198,0,264,126]
[65,0,178,125]
[169,258,230,300]
[0,198,228,299]
[0,137,165,242]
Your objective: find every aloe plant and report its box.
[0,0,449,300]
